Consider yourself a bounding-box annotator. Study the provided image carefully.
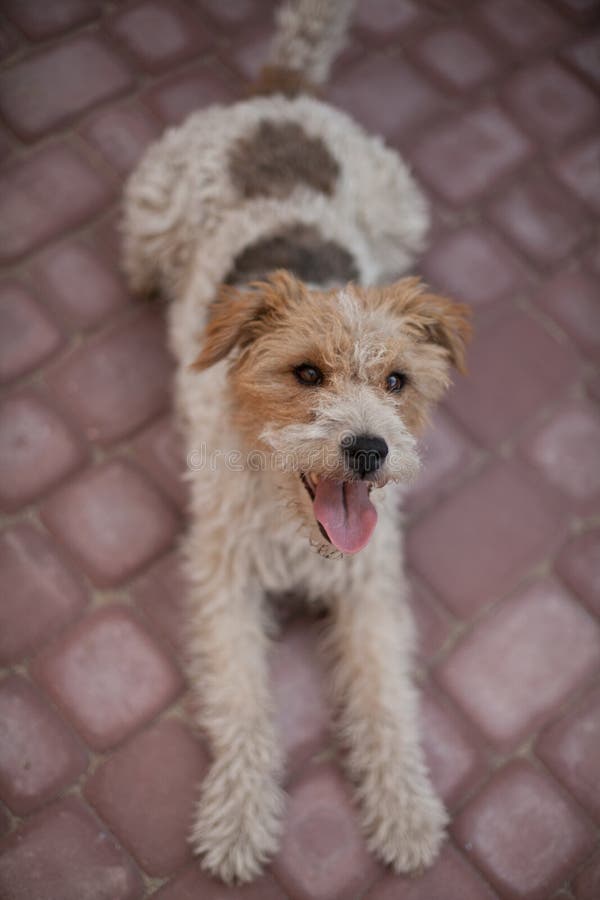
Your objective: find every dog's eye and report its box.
[386,371,408,392]
[294,364,323,386]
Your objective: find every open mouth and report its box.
[300,472,378,555]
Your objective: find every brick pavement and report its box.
[0,1,599,898]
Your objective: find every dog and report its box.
[123,0,471,885]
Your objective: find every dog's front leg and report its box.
[324,566,447,873]
[186,548,284,884]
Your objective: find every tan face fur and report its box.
[193,271,471,556]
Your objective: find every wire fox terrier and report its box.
[123,0,471,884]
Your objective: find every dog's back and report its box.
[122,0,428,322]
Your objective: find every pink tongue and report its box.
[313,479,378,554]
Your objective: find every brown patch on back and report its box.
[229,119,340,200]
[224,225,359,286]
[248,65,321,99]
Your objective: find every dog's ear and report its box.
[191,270,303,371]
[387,277,472,374]
[191,286,264,371]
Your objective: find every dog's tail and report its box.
[251,0,356,97]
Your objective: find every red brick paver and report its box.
[0,281,63,382]
[453,760,595,899]
[0,523,88,665]
[0,390,86,510]
[31,605,183,750]
[0,796,143,900]
[273,765,380,900]
[0,34,133,141]
[85,718,208,876]
[41,460,179,585]
[1,2,599,898]
[0,142,113,263]
[0,674,87,815]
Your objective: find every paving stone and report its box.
[422,225,527,307]
[0,123,14,162]
[453,760,595,900]
[154,864,287,899]
[0,523,87,665]
[0,675,87,815]
[0,35,133,141]
[563,33,600,88]
[2,0,101,41]
[438,578,600,750]
[554,134,600,215]
[225,24,273,81]
[195,0,274,32]
[85,719,208,876]
[537,684,600,823]
[0,391,86,511]
[408,578,453,661]
[32,605,183,751]
[31,238,130,331]
[366,843,498,899]
[553,0,600,21]
[478,0,568,53]
[109,0,211,74]
[489,170,589,267]
[327,55,442,142]
[587,369,600,405]
[0,281,62,383]
[90,210,126,271]
[41,460,179,587]
[145,63,235,125]
[273,764,379,900]
[0,796,142,900]
[420,688,486,809]
[415,25,499,92]
[412,105,532,205]
[446,307,579,448]
[405,408,475,512]
[79,99,163,176]
[132,414,188,508]
[503,60,598,146]
[0,806,9,837]
[407,459,566,619]
[521,399,600,514]
[271,621,331,777]
[47,311,173,445]
[586,238,600,278]
[131,551,188,657]
[556,528,600,617]
[533,269,600,359]
[0,14,20,61]
[0,142,112,264]
[575,851,600,900]
[354,0,420,42]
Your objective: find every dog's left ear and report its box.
[191,270,303,371]
[389,277,472,374]
[191,285,265,371]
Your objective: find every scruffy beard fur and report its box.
[193,272,469,558]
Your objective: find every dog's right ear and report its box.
[191,271,303,371]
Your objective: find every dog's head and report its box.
[192,272,470,556]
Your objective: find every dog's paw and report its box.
[362,777,448,874]
[190,761,285,884]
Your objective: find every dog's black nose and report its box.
[342,434,389,478]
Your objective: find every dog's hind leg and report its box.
[185,523,285,884]
[322,558,448,873]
